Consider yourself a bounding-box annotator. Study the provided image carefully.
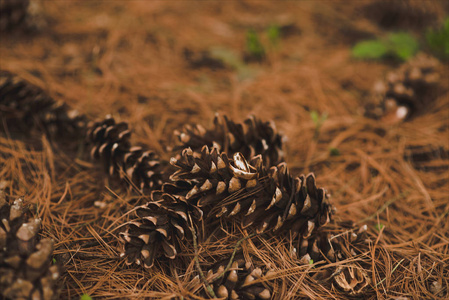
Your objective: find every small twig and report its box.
[189,215,216,298]
[376,258,405,287]
[329,229,355,241]
[328,267,344,281]
[71,252,121,261]
[215,233,256,282]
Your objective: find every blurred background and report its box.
[1,1,448,299]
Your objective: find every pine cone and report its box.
[174,114,284,168]
[332,264,370,296]
[170,146,332,235]
[298,223,369,264]
[0,0,46,32]
[365,53,440,122]
[310,223,371,295]
[86,116,163,193]
[169,146,333,262]
[0,195,60,300]
[119,182,203,268]
[202,254,273,300]
[0,70,86,138]
[0,0,29,31]
[404,145,449,172]
[363,0,444,30]
[119,147,332,268]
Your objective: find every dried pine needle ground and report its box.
[1,1,448,299]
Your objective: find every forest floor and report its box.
[1,1,448,299]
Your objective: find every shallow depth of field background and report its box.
[1,1,448,299]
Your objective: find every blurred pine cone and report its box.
[0,0,30,31]
[174,114,284,168]
[87,116,164,193]
[364,53,440,122]
[0,194,59,300]
[0,0,46,32]
[404,145,449,172]
[202,254,273,300]
[0,70,86,139]
[362,0,446,30]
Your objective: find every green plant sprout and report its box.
[246,29,266,61]
[352,32,419,61]
[310,110,328,140]
[374,223,385,232]
[267,25,281,48]
[426,17,449,60]
[329,147,340,156]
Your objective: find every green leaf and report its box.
[246,29,265,58]
[387,33,419,61]
[267,25,281,47]
[309,259,314,265]
[311,111,328,124]
[329,147,340,156]
[352,40,388,59]
[310,111,320,124]
[353,32,419,61]
[80,294,93,300]
[52,258,56,264]
[426,17,449,60]
[374,223,385,232]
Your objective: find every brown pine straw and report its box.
[1,1,448,299]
